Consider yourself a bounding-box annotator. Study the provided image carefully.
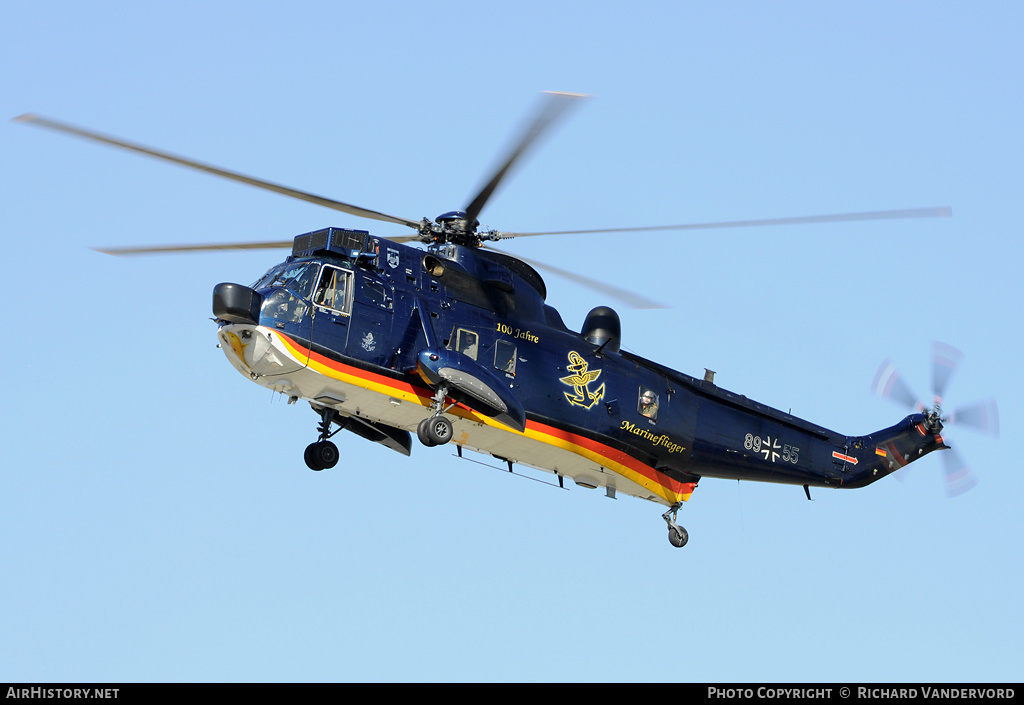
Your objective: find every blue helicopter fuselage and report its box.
[213,226,946,509]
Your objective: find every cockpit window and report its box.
[314,266,352,313]
[253,262,320,299]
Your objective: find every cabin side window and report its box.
[454,328,479,360]
[638,387,659,421]
[314,266,353,313]
[494,340,516,375]
[362,279,389,308]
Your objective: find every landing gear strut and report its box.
[305,407,340,471]
[417,385,454,447]
[662,503,688,548]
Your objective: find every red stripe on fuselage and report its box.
[274,331,693,502]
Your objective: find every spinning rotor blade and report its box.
[927,341,999,436]
[14,114,422,231]
[871,358,924,411]
[504,251,667,310]
[941,446,978,498]
[464,91,588,227]
[94,240,294,256]
[872,343,997,498]
[947,399,1000,437]
[931,340,963,406]
[496,207,952,239]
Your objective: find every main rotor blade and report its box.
[464,92,588,227]
[496,207,952,238]
[14,114,422,230]
[94,240,294,256]
[502,251,667,309]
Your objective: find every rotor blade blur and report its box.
[871,358,924,411]
[948,399,1000,437]
[497,207,952,238]
[464,92,588,226]
[14,114,422,230]
[931,340,963,405]
[941,446,978,497]
[505,251,667,309]
[94,241,295,256]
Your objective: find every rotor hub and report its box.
[925,406,944,434]
[420,210,488,247]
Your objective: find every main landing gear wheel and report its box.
[304,406,341,471]
[417,416,453,447]
[662,503,688,548]
[304,441,339,471]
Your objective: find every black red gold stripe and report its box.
[273,330,695,504]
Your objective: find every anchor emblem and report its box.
[560,351,605,410]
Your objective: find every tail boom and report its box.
[839,413,948,489]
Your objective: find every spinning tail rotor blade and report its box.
[870,358,924,411]
[873,344,996,498]
[931,340,963,406]
[941,446,978,497]
[948,399,1000,437]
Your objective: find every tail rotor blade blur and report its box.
[941,447,978,497]
[948,399,1000,437]
[931,341,963,406]
[871,358,923,411]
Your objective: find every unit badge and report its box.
[560,351,605,410]
[387,248,400,269]
[361,332,376,351]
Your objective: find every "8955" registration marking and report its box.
[744,433,799,464]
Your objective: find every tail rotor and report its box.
[871,341,997,497]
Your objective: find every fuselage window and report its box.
[638,387,659,421]
[362,279,387,306]
[455,329,479,360]
[494,340,516,375]
[314,266,352,313]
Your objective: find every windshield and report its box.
[252,261,320,299]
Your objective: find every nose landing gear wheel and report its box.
[304,441,339,471]
[668,525,688,548]
[417,416,453,447]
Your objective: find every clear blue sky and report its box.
[3,1,1021,683]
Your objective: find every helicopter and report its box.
[15,92,990,548]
